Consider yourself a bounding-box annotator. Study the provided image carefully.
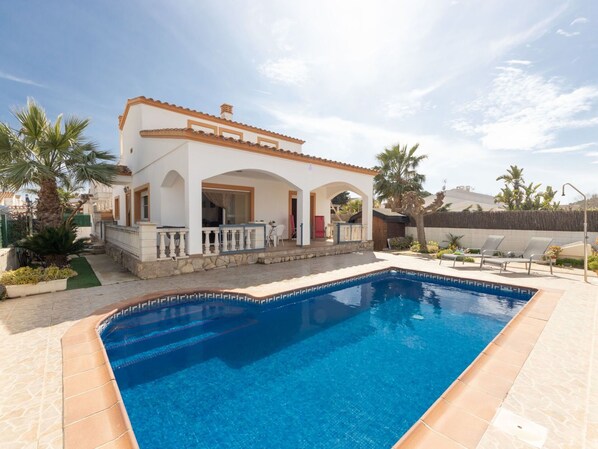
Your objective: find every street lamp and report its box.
[24,194,33,236]
[562,183,588,283]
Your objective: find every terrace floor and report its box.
[0,251,596,449]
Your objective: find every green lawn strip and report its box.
[67,257,101,290]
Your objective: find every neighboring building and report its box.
[349,208,409,251]
[104,97,376,276]
[425,186,503,212]
[0,192,25,209]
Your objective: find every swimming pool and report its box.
[101,269,534,449]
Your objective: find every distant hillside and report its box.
[564,194,598,210]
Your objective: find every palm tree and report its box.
[495,165,525,210]
[0,99,116,229]
[374,143,427,210]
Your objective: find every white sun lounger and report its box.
[481,237,553,275]
[440,235,505,267]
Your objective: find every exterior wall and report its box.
[105,240,373,279]
[405,226,597,252]
[126,104,303,153]
[0,248,17,272]
[115,102,375,255]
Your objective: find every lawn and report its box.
[67,257,101,290]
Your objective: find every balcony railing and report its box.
[335,223,367,243]
[157,227,188,259]
[203,224,267,256]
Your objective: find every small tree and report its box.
[495,165,559,210]
[399,190,445,250]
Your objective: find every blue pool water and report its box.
[102,271,533,449]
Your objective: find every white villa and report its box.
[104,97,376,278]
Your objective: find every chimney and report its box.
[220,103,233,120]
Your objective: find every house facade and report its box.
[105,97,376,277]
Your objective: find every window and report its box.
[114,197,120,220]
[141,192,149,221]
[202,186,253,226]
[134,185,150,223]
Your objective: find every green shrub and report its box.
[443,233,464,250]
[555,258,583,268]
[16,224,87,267]
[436,249,455,259]
[589,260,598,271]
[410,241,421,252]
[0,265,77,285]
[466,248,480,254]
[426,240,439,253]
[387,236,413,250]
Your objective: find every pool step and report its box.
[107,316,257,371]
[102,302,234,343]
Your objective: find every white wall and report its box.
[405,226,597,252]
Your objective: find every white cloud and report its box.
[571,17,588,26]
[506,59,532,65]
[535,142,598,153]
[556,29,580,37]
[586,151,598,157]
[0,70,44,87]
[385,82,446,119]
[453,67,598,150]
[258,58,308,85]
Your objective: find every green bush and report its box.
[410,241,421,252]
[436,249,455,259]
[16,224,87,267]
[589,260,598,271]
[0,265,77,285]
[410,240,439,253]
[387,236,413,250]
[555,258,583,268]
[426,240,439,253]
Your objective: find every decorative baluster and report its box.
[180,231,187,256]
[222,229,229,252]
[168,232,176,257]
[238,228,245,250]
[159,232,166,259]
[214,230,220,254]
[203,230,209,255]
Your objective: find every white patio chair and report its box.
[274,224,286,246]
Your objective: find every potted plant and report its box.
[546,245,562,261]
[0,265,77,298]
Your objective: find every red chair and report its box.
[289,214,296,239]
[314,215,325,238]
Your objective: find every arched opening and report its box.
[202,169,301,239]
[160,170,186,226]
[310,181,372,243]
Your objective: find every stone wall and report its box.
[105,241,374,279]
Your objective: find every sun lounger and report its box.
[481,237,553,274]
[440,235,505,267]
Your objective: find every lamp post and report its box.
[562,183,588,283]
[24,194,33,236]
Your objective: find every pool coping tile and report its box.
[60,266,561,449]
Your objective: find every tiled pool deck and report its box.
[1,251,597,449]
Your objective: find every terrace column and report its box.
[361,193,373,241]
[186,176,203,255]
[297,190,311,246]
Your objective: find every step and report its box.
[107,316,257,371]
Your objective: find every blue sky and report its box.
[1,0,596,202]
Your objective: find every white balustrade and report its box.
[336,223,367,243]
[203,227,220,255]
[157,228,189,260]
[105,224,141,258]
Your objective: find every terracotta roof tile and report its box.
[120,96,305,144]
[139,128,378,176]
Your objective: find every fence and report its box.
[410,210,598,231]
[405,210,598,252]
